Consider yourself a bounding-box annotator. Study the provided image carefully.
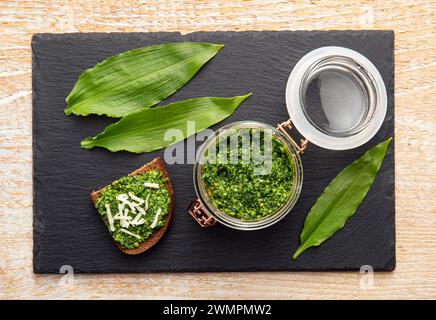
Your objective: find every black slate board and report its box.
[33,31,395,273]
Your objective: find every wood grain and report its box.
[0,0,435,300]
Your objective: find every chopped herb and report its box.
[201,129,295,221]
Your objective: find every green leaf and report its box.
[293,137,392,260]
[81,93,252,153]
[65,42,223,117]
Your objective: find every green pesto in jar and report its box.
[201,128,295,221]
[95,170,170,249]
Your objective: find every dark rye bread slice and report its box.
[90,157,174,255]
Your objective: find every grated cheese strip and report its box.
[113,203,124,219]
[116,193,138,213]
[116,194,129,202]
[134,205,146,215]
[128,192,144,204]
[114,215,131,221]
[119,228,141,239]
[114,206,131,220]
[143,182,159,189]
[121,209,131,228]
[105,204,115,232]
[150,208,162,229]
[126,201,137,213]
[145,194,150,211]
[131,219,145,226]
[131,212,143,225]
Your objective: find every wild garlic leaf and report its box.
[81,94,252,153]
[293,137,392,260]
[65,42,223,117]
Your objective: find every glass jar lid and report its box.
[286,46,387,150]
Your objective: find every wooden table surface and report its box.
[0,0,435,300]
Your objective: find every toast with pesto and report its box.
[90,157,173,255]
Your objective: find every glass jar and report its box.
[192,121,304,230]
[188,46,387,230]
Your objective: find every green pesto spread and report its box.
[95,170,170,249]
[202,129,294,221]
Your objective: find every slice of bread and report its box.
[90,157,174,255]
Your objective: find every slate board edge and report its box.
[31,31,395,274]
